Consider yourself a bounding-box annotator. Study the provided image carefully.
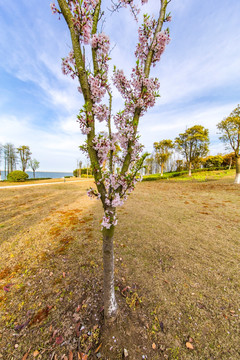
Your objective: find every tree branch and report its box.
[92,0,101,75]
[144,0,168,77]
[120,0,168,176]
[57,0,106,202]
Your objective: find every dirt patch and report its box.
[0,178,239,359]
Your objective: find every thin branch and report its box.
[57,0,106,202]
[107,90,113,174]
[120,0,169,176]
[144,0,168,77]
[92,0,101,75]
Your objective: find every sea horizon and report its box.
[0,170,73,181]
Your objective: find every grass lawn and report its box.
[0,174,239,359]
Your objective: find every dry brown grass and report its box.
[0,178,83,187]
[0,177,239,359]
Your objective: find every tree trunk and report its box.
[161,163,164,176]
[33,170,35,179]
[234,157,240,184]
[102,226,118,322]
[228,157,232,170]
[188,162,192,176]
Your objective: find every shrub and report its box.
[81,174,93,178]
[73,168,93,177]
[200,155,224,168]
[7,170,29,182]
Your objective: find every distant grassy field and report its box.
[0,174,239,359]
[143,168,235,182]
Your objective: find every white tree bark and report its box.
[234,157,240,184]
[102,226,118,321]
[234,173,240,184]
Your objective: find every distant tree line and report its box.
[0,143,40,179]
[146,104,240,184]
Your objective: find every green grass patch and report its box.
[143,168,234,182]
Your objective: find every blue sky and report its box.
[0,0,240,172]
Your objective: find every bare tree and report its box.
[28,158,40,179]
[3,143,18,176]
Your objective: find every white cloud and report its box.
[139,101,236,155]
[0,114,85,172]
[59,115,80,134]
[1,0,240,172]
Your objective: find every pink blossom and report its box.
[77,112,91,135]
[113,65,160,115]
[93,104,109,122]
[135,14,170,65]
[87,187,101,199]
[101,210,118,229]
[88,75,107,102]
[52,0,100,45]
[101,214,111,229]
[61,50,77,79]
[118,0,140,17]
[50,2,60,14]
[92,133,111,165]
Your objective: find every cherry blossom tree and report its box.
[51,0,171,321]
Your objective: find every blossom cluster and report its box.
[87,170,141,230]
[91,33,110,75]
[118,0,148,18]
[114,112,134,150]
[51,0,99,44]
[88,33,111,102]
[101,210,118,229]
[69,0,99,44]
[135,14,170,65]
[87,187,101,199]
[88,74,107,103]
[61,50,77,79]
[92,133,112,166]
[77,111,91,135]
[92,170,142,229]
[86,153,144,229]
[119,0,140,16]
[113,65,160,115]
[92,104,109,122]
